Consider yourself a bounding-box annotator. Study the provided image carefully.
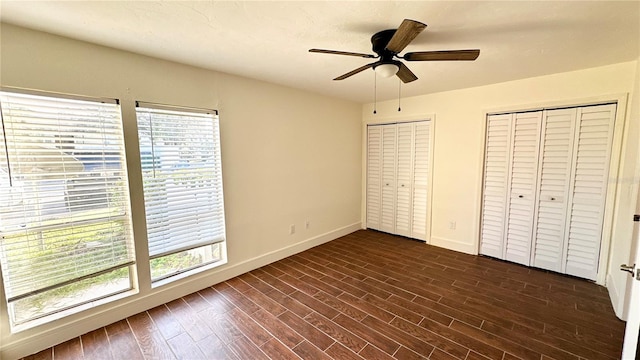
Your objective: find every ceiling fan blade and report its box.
[396,63,418,83]
[385,19,427,53]
[334,62,377,80]
[309,49,377,58]
[404,49,480,61]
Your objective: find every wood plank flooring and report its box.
[22,230,625,360]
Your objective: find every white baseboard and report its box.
[430,236,478,255]
[1,222,361,360]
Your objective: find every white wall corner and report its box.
[607,271,625,320]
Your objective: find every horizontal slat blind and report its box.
[0,91,133,302]
[136,105,225,260]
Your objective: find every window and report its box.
[135,102,226,282]
[0,90,135,326]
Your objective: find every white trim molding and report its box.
[430,236,478,255]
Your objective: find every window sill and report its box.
[10,288,139,334]
[151,258,228,290]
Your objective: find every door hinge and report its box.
[634,214,640,222]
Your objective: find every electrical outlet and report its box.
[289,224,295,235]
[449,221,456,230]
[305,220,310,229]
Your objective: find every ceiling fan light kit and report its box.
[309,19,480,83]
[373,63,400,78]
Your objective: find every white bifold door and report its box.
[480,104,617,280]
[367,121,431,241]
[506,111,543,265]
[480,111,542,265]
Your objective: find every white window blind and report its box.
[0,90,134,324]
[136,103,225,280]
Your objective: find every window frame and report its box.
[135,101,227,285]
[0,87,137,328]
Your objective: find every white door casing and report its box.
[480,103,616,280]
[621,213,640,359]
[366,121,431,241]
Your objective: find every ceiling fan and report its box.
[309,19,480,83]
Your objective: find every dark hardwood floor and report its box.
[23,230,625,360]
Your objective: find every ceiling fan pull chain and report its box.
[373,72,377,114]
[398,79,402,112]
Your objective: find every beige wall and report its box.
[1,21,637,358]
[0,24,362,359]
[362,61,638,318]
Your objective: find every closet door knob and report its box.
[551,197,556,201]
[518,195,524,198]
[401,184,405,187]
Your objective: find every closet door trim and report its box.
[364,118,434,243]
[480,93,628,285]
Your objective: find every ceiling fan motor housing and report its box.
[371,29,398,62]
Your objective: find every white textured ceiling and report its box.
[1,1,639,103]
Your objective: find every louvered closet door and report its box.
[480,114,513,258]
[380,125,397,233]
[531,108,576,272]
[395,123,413,237]
[366,126,383,230]
[411,122,430,240]
[564,104,616,280]
[504,112,542,265]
